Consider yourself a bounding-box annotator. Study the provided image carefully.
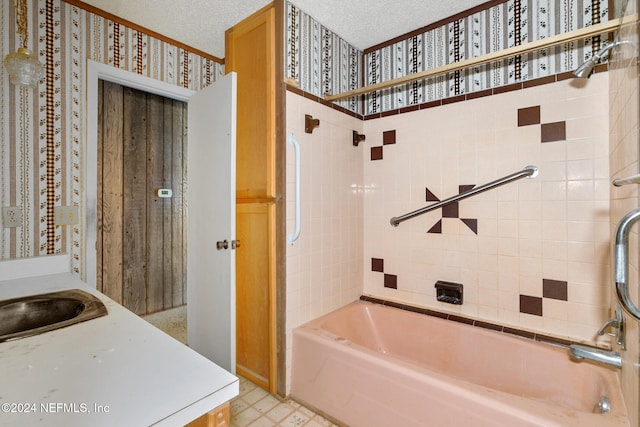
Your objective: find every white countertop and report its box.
[0,273,239,426]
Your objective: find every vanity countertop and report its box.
[0,273,238,426]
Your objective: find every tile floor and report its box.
[142,306,338,427]
[231,376,338,427]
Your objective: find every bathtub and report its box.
[291,300,629,427]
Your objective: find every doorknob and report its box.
[216,240,229,250]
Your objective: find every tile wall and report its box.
[285,91,365,393]
[362,73,611,345]
[608,0,640,424]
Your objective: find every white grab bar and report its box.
[288,133,301,245]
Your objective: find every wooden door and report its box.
[97,80,187,315]
[225,4,277,391]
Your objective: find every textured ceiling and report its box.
[80,0,489,58]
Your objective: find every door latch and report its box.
[217,240,240,250]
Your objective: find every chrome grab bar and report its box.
[390,165,539,227]
[614,208,640,321]
[613,173,640,187]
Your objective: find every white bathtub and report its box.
[291,300,628,427]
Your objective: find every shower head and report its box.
[573,57,598,78]
[573,40,633,78]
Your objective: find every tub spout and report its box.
[569,344,622,369]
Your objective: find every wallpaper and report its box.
[0,0,224,274]
[285,2,363,114]
[364,0,609,114]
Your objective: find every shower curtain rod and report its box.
[325,16,631,102]
[390,166,538,227]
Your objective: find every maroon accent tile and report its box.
[449,315,474,325]
[459,184,475,193]
[384,274,397,289]
[419,100,443,110]
[381,109,399,118]
[593,63,608,74]
[534,334,573,347]
[406,306,449,319]
[556,71,576,81]
[466,89,493,100]
[380,299,405,310]
[428,220,442,234]
[541,121,566,143]
[425,188,440,202]
[474,321,503,332]
[442,94,466,105]
[517,106,541,126]
[461,218,478,234]
[365,113,381,120]
[371,258,384,273]
[371,146,383,160]
[523,75,555,89]
[399,105,420,114]
[503,327,536,340]
[520,295,543,316]
[286,85,305,96]
[383,130,396,145]
[543,279,568,301]
[493,82,522,94]
[442,202,459,218]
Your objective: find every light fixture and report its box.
[3,0,43,87]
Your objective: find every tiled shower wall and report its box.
[608,0,639,425]
[362,74,611,344]
[285,91,364,393]
[0,0,223,275]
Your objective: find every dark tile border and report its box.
[286,66,608,122]
[359,295,579,349]
[286,83,364,120]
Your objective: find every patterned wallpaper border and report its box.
[285,2,363,115]
[363,0,609,114]
[286,1,610,116]
[0,0,224,274]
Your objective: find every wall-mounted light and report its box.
[3,0,43,88]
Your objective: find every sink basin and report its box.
[0,289,108,342]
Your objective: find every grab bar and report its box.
[613,173,640,187]
[390,165,539,227]
[614,208,640,321]
[287,133,301,245]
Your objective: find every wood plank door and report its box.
[187,72,237,373]
[98,80,187,315]
[226,4,277,392]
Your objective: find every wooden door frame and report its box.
[85,61,194,288]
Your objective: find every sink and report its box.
[0,289,108,342]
